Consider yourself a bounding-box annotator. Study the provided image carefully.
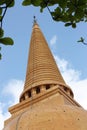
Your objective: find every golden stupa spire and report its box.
[4,19,86,130]
[20,19,73,102]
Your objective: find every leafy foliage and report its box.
[0,37,14,45]
[22,0,87,28]
[0,0,87,59]
[0,0,14,60]
[78,37,87,45]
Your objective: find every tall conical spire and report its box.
[20,21,73,101]
[5,20,87,130]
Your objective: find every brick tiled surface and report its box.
[3,23,87,130]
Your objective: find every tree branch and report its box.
[0,0,14,28]
[43,0,56,20]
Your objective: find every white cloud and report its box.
[2,79,24,104]
[0,79,24,130]
[0,102,11,130]
[54,55,87,110]
[70,79,87,109]
[55,56,81,83]
[50,35,57,45]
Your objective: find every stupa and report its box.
[3,19,87,130]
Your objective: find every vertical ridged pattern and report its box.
[23,23,66,93]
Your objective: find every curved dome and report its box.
[4,105,87,130]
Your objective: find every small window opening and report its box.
[21,96,25,101]
[28,91,31,97]
[70,91,73,97]
[46,84,50,90]
[64,87,67,92]
[36,87,40,94]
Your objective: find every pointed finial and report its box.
[33,16,37,24]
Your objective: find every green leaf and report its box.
[23,0,43,6]
[40,7,43,12]
[0,28,4,38]
[65,22,72,27]
[0,7,2,15]
[22,0,31,6]
[55,7,61,15]
[78,0,87,5]
[6,0,15,7]
[0,15,2,21]
[0,0,5,5]
[31,0,42,6]
[75,8,84,20]
[47,0,58,5]
[72,23,76,28]
[77,37,84,43]
[0,37,14,45]
[0,0,15,7]
[40,2,47,9]
[58,0,67,8]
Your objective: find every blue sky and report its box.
[0,1,87,129]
